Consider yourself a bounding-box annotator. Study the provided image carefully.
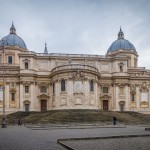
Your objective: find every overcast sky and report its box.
[0,0,150,69]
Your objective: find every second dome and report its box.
[107,28,136,53]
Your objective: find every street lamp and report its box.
[1,40,7,128]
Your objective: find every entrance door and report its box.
[103,100,108,110]
[120,104,124,112]
[41,100,47,111]
[25,104,29,112]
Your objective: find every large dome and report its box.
[0,23,27,49]
[107,28,136,53]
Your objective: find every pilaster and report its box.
[136,86,140,110]
[20,84,24,111]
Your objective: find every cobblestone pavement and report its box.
[61,136,150,150]
[0,125,150,150]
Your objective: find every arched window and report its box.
[90,80,94,92]
[119,62,124,72]
[120,66,123,72]
[8,56,12,64]
[53,83,55,94]
[25,62,28,69]
[131,94,135,101]
[61,80,66,91]
[11,93,15,101]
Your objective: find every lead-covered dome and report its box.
[0,23,27,49]
[107,28,136,53]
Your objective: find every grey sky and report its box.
[0,0,150,68]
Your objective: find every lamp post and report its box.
[1,40,7,128]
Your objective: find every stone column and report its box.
[116,86,119,110]
[84,80,89,106]
[125,85,129,111]
[68,80,73,107]
[35,83,39,111]
[112,84,116,110]
[20,84,24,111]
[55,81,60,108]
[16,83,20,109]
[136,86,140,111]
[95,82,98,107]
[48,83,51,109]
[30,83,35,111]
[5,84,9,109]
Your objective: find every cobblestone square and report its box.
[0,125,150,150]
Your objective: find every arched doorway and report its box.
[25,104,29,112]
[119,101,125,112]
[41,100,47,111]
[23,100,30,112]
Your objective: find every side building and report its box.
[0,24,150,114]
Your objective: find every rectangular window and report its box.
[132,94,134,102]
[25,62,28,69]
[40,86,47,93]
[11,93,15,101]
[90,80,94,92]
[8,56,12,64]
[103,87,108,93]
[61,80,66,91]
[53,83,55,94]
[25,86,29,93]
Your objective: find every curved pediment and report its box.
[23,100,31,104]
[100,94,111,98]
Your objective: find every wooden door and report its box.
[103,100,108,110]
[41,100,47,111]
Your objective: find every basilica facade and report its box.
[0,24,150,114]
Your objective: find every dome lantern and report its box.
[10,22,16,35]
[118,27,124,39]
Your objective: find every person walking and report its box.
[18,119,22,126]
[113,115,117,125]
